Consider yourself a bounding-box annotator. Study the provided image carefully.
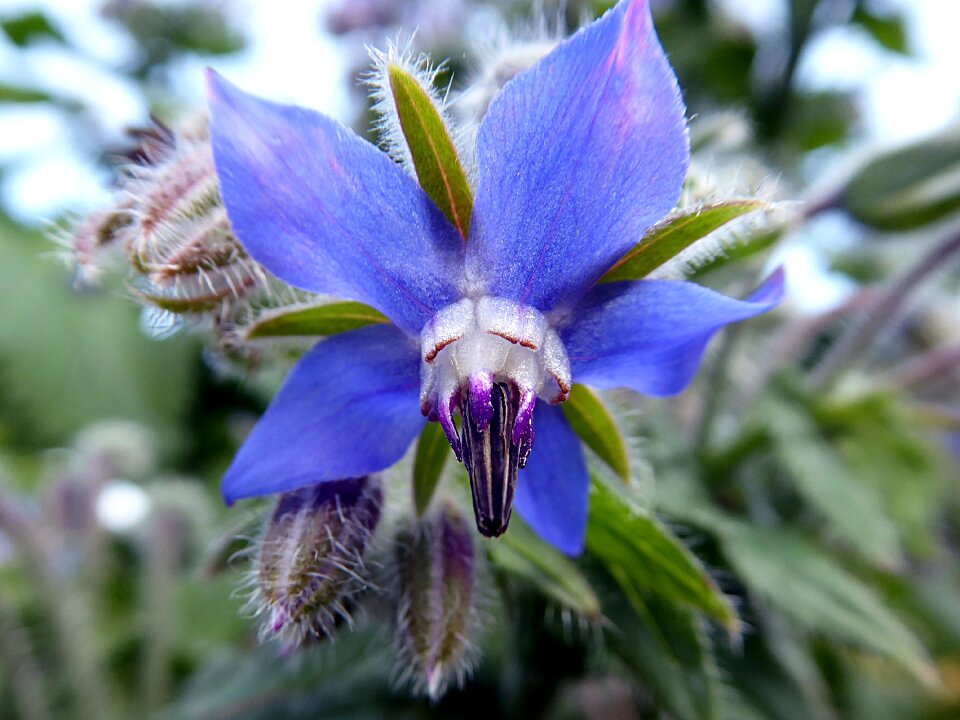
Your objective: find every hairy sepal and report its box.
[367,42,473,238]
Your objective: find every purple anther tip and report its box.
[467,374,494,431]
[512,389,536,446]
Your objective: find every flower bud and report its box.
[458,21,561,124]
[394,502,477,700]
[123,116,268,314]
[65,115,270,316]
[251,477,383,647]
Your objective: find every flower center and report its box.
[419,297,571,537]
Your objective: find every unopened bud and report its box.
[394,502,477,700]
[123,117,268,313]
[251,477,383,648]
[458,25,560,123]
[65,115,269,315]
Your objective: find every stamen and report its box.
[467,373,494,430]
[419,295,573,537]
[460,382,518,538]
[513,387,536,468]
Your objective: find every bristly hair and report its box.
[364,36,459,178]
[648,112,787,279]
[647,198,783,281]
[452,1,565,175]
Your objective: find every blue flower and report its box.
[208,0,783,555]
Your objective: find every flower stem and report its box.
[0,600,53,720]
[141,508,185,710]
[0,494,117,720]
[810,230,960,388]
[883,340,960,390]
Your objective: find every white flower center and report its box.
[418,297,572,537]
[420,297,570,419]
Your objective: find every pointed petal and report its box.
[561,268,784,396]
[466,0,688,312]
[207,71,464,335]
[222,324,424,503]
[514,403,589,556]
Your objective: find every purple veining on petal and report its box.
[206,71,465,335]
[561,269,785,396]
[466,0,689,313]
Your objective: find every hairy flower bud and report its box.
[394,502,477,699]
[250,477,383,648]
[457,18,561,124]
[64,114,270,316]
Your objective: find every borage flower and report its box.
[208,0,783,555]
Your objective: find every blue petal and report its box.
[221,324,424,503]
[207,71,464,335]
[562,268,784,396]
[514,403,589,556]
[466,0,688,313]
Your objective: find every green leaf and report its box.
[411,422,449,517]
[388,65,473,238]
[1,12,64,47]
[244,301,388,339]
[761,395,902,567]
[586,479,738,631]
[784,90,856,151]
[719,522,933,682]
[600,200,765,282]
[603,578,722,720]
[852,6,909,55]
[561,384,629,482]
[488,519,602,621]
[720,628,835,720]
[0,83,52,104]
[822,394,945,557]
[841,126,960,231]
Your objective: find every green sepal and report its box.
[244,301,388,339]
[586,479,739,633]
[411,422,450,517]
[488,519,602,621]
[600,200,765,282]
[561,384,630,483]
[388,64,473,238]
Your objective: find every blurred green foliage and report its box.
[1,1,959,719]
